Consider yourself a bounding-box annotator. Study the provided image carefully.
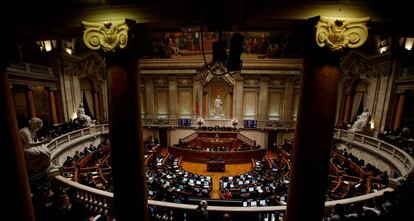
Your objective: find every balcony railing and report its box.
[49,126,408,219]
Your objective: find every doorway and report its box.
[267,131,278,151]
[158,128,168,148]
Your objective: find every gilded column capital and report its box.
[315,16,370,51]
[82,20,130,52]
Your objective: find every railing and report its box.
[334,129,414,181]
[50,126,402,219]
[48,124,109,165]
[237,132,256,146]
[180,132,198,143]
[8,62,53,76]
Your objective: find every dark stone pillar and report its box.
[106,50,148,221]
[0,72,36,221]
[286,17,355,221]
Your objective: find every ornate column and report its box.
[286,17,369,221]
[83,20,148,221]
[258,76,269,121]
[233,74,244,120]
[225,92,232,119]
[48,87,59,125]
[93,91,100,123]
[192,75,202,117]
[1,71,35,221]
[203,92,209,118]
[168,75,178,119]
[393,92,405,130]
[343,93,353,124]
[144,76,155,119]
[26,86,36,118]
[282,77,295,123]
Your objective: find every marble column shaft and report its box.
[93,91,100,122]
[393,93,405,130]
[234,76,244,120]
[343,93,352,124]
[26,86,36,118]
[258,76,269,121]
[144,77,155,119]
[168,75,178,119]
[48,88,59,125]
[282,78,295,123]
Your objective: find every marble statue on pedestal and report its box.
[19,117,51,170]
[76,102,92,127]
[213,95,222,118]
[349,109,372,132]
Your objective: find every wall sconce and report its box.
[37,40,56,52]
[369,119,375,129]
[375,35,390,54]
[64,39,74,55]
[404,37,414,50]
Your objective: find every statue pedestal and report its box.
[203,118,232,127]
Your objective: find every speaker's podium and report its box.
[207,159,225,172]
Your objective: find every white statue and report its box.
[214,95,222,116]
[349,109,372,132]
[77,103,92,126]
[19,118,51,170]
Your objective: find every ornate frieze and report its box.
[244,78,260,86]
[62,60,79,76]
[369,60,391,78]
[341,51,392,82]
[177,78,193,86]
[261,76,270,83]
[341,55,371,80]
[266,120,283,127]
[82,20,129,52]
[315,17,370,51]
[153,78,168,85]
[269,79,285,86]
[79,54,107,79]
[153,119,170,125]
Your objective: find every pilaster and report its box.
[168,75,178,119]
[258,76,269,121]
[234,74,244,120]
[144,76,155,119]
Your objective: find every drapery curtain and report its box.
[350,82,367,122]
[83,90,94,118]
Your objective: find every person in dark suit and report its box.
[193,200,208,221]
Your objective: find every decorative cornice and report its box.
[82,20,129,52]
[79,54,107,79]
[315,17,370,51]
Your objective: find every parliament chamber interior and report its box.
[2,1,414,221]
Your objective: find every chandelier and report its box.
[200,30,244,76]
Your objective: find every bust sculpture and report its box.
[19,118,51,170]
[349,109,372,132]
